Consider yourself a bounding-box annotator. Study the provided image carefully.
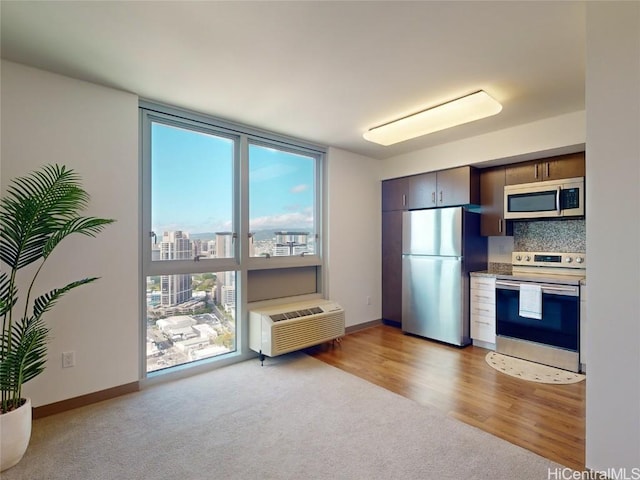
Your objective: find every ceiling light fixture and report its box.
[363,90,502,146]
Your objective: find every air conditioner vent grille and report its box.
[270,306,323,322]
[272,312,344,353]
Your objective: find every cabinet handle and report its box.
[475,320,492,326]
[498,219,502,233]
[546,162,550,177]
[402,194,406,206]
[473,294,492,300]
[534,163,538,179]
[439,191,443,203]
[431,192,435,204]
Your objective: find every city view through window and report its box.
[146,121,317,372]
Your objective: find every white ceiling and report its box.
[0,1,586,160]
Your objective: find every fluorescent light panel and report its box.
[363,90,502,146]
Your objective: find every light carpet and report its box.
[5,353,566,480]
[486,351,586,384]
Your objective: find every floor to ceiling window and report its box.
[140,103,325,375]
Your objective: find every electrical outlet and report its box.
[62,351,75,368]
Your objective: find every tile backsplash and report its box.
[513,219,586,253]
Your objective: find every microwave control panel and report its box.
[561,188,580,209]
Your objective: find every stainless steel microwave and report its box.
[504,177,584,220]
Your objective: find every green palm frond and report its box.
[0,273,16,317]
[0,164,111,270]
[12,315,49,386]
[1,315,49,406]
[43,217,114,258]
[32,278,99,320]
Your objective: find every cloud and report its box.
[155,208,314,234]
[249,211,313,230]
[154,218,233,235]
[290,184,310,194]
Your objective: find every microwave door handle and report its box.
[557,186,562,215]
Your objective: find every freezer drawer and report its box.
[401,255,469,346]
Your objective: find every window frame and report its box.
[141,110,241,277]
[245,137,324,270]
[139,101,326,379]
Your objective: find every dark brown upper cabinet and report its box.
[479,166,507,236]
[408,172,437,209]
[407,166,479,209]
[505,152,585,185]
[381,177,410,211]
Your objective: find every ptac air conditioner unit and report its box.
[249,299,345,362]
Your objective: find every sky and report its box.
[151,122,315,236]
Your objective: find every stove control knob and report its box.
[566,257,573,263]
[515,255,522,261]
[524,255,531,262]
[576,257,584,264]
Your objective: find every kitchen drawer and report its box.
[470,276,496,292]
[470,289,495,305]
[472,302,495,317]
[470,276,496,345]
[471,313,496,344]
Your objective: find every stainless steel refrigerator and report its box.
[401,207,487,346]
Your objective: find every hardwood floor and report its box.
[306,324,585,471]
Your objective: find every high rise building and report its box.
[159,231,193,306]
[273,231,309,256]
[206,239,216,257]
[215,232,234,259]
[160,231,192,261]
[215,232,236,312]
[191,239,203,257]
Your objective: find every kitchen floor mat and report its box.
[485,351,586,384]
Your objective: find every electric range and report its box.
[494,251,586,372]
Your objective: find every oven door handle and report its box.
[495,280,522,289]
[495,280,579,296]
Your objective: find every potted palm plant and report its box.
[0,164,114,471]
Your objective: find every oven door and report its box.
[495,279,579,351]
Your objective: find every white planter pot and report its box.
[0,398,32,472]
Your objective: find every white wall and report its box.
[585,2,640,471]
[1,61,140,407]
[380,110,585,179]
[326,147,381,328]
